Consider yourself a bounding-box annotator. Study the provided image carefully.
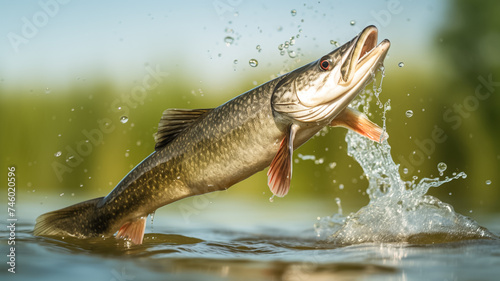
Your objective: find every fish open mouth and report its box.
[272,25,391,123]
[341,26,390,84]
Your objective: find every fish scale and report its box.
[34,25,390,245]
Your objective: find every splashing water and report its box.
[315,73,497,245]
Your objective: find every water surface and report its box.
[4,82,500,281]
[3,205,500,281]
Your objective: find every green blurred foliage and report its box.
[1,1,499,217]
[431,0,500,211]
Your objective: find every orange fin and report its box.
[330,107,388,143]
[267,124,298,197]
[116,217,147,245]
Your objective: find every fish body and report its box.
[34,26,390,244]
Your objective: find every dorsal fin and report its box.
[154,108,212,150]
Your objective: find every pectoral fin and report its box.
[331,107,388,143]
[267,124,299,197]
[116,217,147,245]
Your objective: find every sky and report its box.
[0,0,448,92]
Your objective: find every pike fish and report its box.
[34,25,390,244]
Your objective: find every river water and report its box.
[2,204,500,281]
[3,88,500,281]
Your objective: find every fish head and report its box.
[272,25,390,123]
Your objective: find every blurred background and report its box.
[1,0,499,219]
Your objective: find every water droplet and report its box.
[288,50,297,58]
[335,197,343,215]
[291,9,297,16]
[269,195,275,202]
[278,44,284,51]
[330,40,339,47]
[403,168,409,174]
[60,193,64,197]
[54,151,62,157]
[150,212,156,230]
[233,59,238,64]
[350,20,356,26]
[486,180,492,185]
[339,184,344,190]
[249,59,258,67]
[120,116,128,124]
[398,62,405,67]
[437,162,447,176]
[45,87,51,94]
[256,45,261,52]
[405,110,413,118]
[224,36,234,46]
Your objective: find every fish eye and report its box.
[320,59,330,70]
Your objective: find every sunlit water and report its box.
[4,80,500,281]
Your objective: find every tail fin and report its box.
[34,197,104,238]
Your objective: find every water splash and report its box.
[315,84,497,245]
